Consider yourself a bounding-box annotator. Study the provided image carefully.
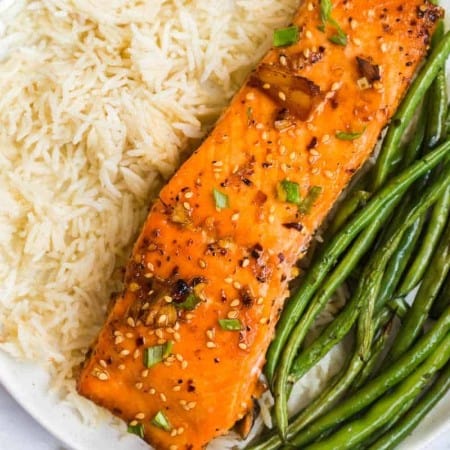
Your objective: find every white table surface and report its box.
[0,382,449,450]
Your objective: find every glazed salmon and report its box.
[77,1,442,449]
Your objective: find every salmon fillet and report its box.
[77,1,442,449]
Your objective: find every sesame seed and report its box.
[310,149,319,157]
[118,364,125,370]
[331,82,341,91]
[174,332,181,342]
[230,299,240,307]
[133,349,140,359]
[241,402,247,409]
[353,37,362,46]
[127,317,135,327]
[184,191,193,199]
[279,55,287,66]
[238,343,248,350]
[350,20,358,30]
[290,152,296,161]
[155,329,164,339]
[309,156,317,165]
[231,213,240,221]
[324,170,333,179]
[174,322,180,330]
[312,167,320,175]
[135,382,143,390]
[206,329,215,340]
[246,92,255,101]
[99,359,107,368]
[114,336,124,345]
[141,369,149,378]
[113,330,122,336]
[125,332,133,339]
[170,445,179,450]
[129,282,139,292]
[307,2,314,11]
[147,262,154,271]
[98,372,109,381]
[228,310,239,319]
[177,427,185,435]
[256,123,264,130]
[260,317,269,325]
[206,341,216,348]
[181,360,188,369]
[173,385,181,392]
[185,313,194,320]
[278,91,286,101]
[187,401,197,409]
[149,388,156,395]
[183,202,191,210]
[160,393,167,402]
[157,338,166,345]
[233,281,242,289]
[176,353,184,362]
[303,48,311,58]
[120,349,130,356]
[262,131,269,140]
[305,30,312,39]
[212,160,223,167]
[163,295,173,303]
[158,314,168,324]
[135,413,145,420]
[198,259,207,269]
[322,134,330,143]
[257,297,264,305]
[170,429,178,437]
[130,420,138,427]
[242,258,250,268]
[263,83,270,89]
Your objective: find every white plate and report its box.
[1,1,450,449]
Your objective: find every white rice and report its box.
[0,0,347,446]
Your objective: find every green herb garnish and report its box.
[175,293,200,310]
[151,410,172,432]
[219,318,243,331]
[298,186,323,214]
[273,25,300,47]
[319,0,347,46]
[277,179,301,204]
[213,188,229,209]
[127,423,145,438]
[336,128,366,140]
[143,341,173,368]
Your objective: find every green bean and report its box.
[376,215,425,308]
[369,361,450,450]
[431,272,450,319]
[386,296,409,318]
[264,140,450,383]
[425,69,448,148]
[397,183,450,296]
[305,334,450,450]
[246,306,450,450]
[389,217,450,360]
[371,31,450,191]
[327,189,371,236]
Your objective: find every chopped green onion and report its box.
[213,188,229,209]
[175,293,200,310]
[151,410,171,432]
[219,318,242,331]
[298,186,322,214]
[336,128,366,140]
[320,0,332,23]
[127,423,145,438]
[273,25,300,47]
[328,28,347,46]
[277,179,301,204]
[319,0,347,46]
[143,341,173,368]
